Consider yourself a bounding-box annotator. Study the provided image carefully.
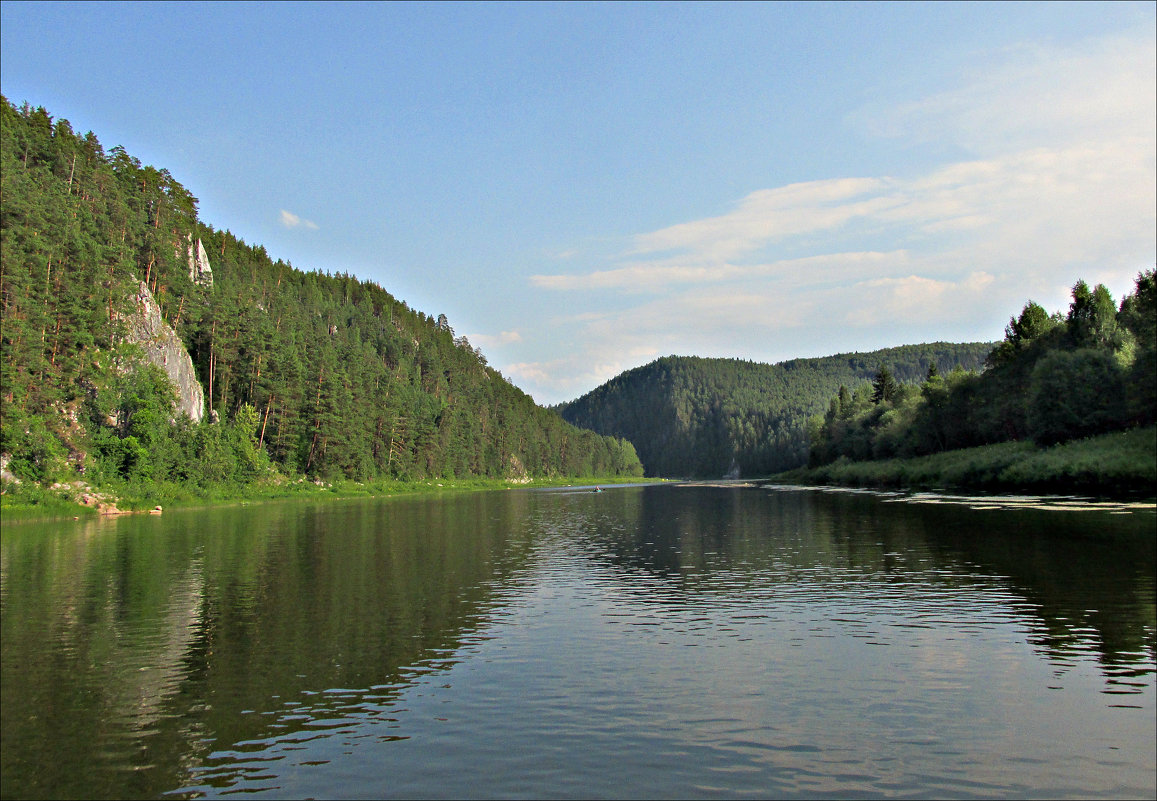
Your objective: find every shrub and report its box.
[1027,348,1126,445]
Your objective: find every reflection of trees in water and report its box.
[575,486,1156,684]
[0,492,538,800]
[904,500,1156,684]
[1,518,224,800]
[3,487,1153,799]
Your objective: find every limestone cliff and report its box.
[124,281,205,423]
[185,234,213,287]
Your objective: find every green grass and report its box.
[1,472,663,522]
[0,483,101,520]
[777,425,1156,497]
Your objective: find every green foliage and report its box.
[987,301,1063,368]
[558,343,993,477]
[1118,270,1156,350]
[115,365,180,480]
[787,426,1155,497]
[0,480,101,518]
[1027,348,1126,445]
[1118,269,1157,427]
[871,364,899,405]
[999,426,1156,493]
[810,272,1155,466]
[1,415,69,482]
[1067,279,1120,349]
[0,96,644,499]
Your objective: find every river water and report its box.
[1,484,1154,799]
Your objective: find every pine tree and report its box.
[871,365,898,405]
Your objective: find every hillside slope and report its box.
[556,345,993,477]
[0,98,643,487]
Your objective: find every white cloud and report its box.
[533,139,1152,300]
[531,251,906,293]
[279,209,319,230]
[505,345,661,403]
[467,330,523,347]
[857,33,1157,155]
[629,178,896,262]
[843,272,996,327]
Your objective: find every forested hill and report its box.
[0,97,643,487]
[556,344,993,478]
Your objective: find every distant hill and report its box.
[556,345,995,478]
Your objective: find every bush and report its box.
[1027,348,1127,445]
[2,417,69,483]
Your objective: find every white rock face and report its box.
[186,234,213,287]
[0,453,20,484]
[124,281,206,423]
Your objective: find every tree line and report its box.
[0,97,643,490]
[808,271,1156,466]
[557,343,993,477]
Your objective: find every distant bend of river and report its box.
[2,484,1154,799]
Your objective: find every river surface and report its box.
[1,484,1154,799]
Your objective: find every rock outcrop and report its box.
[185,234,213,287]
[0,453,19,484]
[124,281,206,423]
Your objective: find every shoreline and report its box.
[5,426,1153,521]
[0,474,669,524]
[769,425,1156,502]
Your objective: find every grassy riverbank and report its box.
[776,425,1156,497]
[0,474,665,522]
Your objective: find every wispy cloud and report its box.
[628,178,896,262]
[532,141,1152,299]
[467,329,523,348]
[504,344,662,403]
[842,272,996,327]
[531,251,905,293]
[855,33,1157,154]
[279,209,319,230]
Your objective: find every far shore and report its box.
[5,426,1153,523]
[770,426,1155,500]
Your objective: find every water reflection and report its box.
[1,493,538,800]
[2,486,1154,800]
[573,486,1156,688]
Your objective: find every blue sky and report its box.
[2,1,1154,404]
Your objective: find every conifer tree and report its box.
[871,365,898,405]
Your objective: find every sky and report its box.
[2,1,1154,405]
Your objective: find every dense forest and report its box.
[0,97,644,491]
[556,343,993,477]
[808,272,1156,466]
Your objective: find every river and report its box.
[1,484,1154,799]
